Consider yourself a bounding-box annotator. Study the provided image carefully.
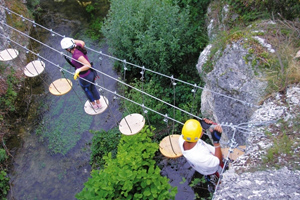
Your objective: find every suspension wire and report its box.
[0,4,260,109]
[60,67,85,105]
[119,60,134,133]
[98,55,119,126]
[0,15,273,133]
[140,65,153,132]
[0,22,265,133]
[191,83,197,114]
[1,21,203,122]
[1,33,268,137]
[168,75,177,155]
[213,126,238,199]
[0,34,184,124]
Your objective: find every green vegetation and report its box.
[102,0,204,79]
[89,128,120,169]
[0,149,9,200]
[76,126,177,200]
[121,79,202,137]
[226,0,300,25]
[262,111,300,170]
[0,170,9,199]
[84,0,110,40]
[0,68,18,112]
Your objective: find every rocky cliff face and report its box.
[0,0,31,94]
[197,2,300,199]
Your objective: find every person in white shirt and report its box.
[178,119,224,176]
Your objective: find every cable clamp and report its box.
[140,66,145,75]
[123,60,128,71]
[171,75,176,86]
[50,29,55,37]
[191,83,197,93]
[163,114,168,123]
[113,91,119,100]
[24,46,29,54]
[5,7,11,15]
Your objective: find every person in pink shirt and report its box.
[61,37,101,110]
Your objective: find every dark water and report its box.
[7,1,122,199]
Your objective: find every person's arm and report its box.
[77,55,91,71]
[73,55,91,80]
[74,39,85,47]
[212,125,224,166]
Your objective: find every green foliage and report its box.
[84,0,110,40]
[26,0,40,10]
[121,78,202,136]
[89,128,121,168]
[226,0,300,24]
[0,170,9,199]
[263,133,292,163]
[0,69,19,112]
[102,0,202,79]
[174,0,211,49]
[76,126,177,200]
[189,177,206,187]
[0,149,7,163]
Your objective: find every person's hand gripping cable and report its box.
[74,68,81,80]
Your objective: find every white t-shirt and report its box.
[178,135,220,175]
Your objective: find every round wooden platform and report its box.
[159,134,183,158]
[221,145,246,161]
[49,78,72,96]
[295,50,300,59]
[84,96,109,115]
[24,60,45,77]
[0,49,19,61]
[119,113,145,136]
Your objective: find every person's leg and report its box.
[79,76,96,105]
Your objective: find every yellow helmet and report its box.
[182,119,203,142]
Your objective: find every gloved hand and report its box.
[212,125,222,143]
[74,68,81,80]
[200,118,213,130]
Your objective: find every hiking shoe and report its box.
[96,103,102,109]
[91,103,100,110]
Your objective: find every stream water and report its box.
[7,1,122,199]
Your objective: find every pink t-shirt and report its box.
[178,135,220,175]
[71,43,91,78]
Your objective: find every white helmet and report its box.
[60,37,75,49]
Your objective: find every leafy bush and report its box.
[0,69,19,112]
[226,0,300,24]
[102,0,201,79]
[0,170,9,199]
[0,149,7,163]
[76,126,177,199]
[85,0,110,40]
[89,128,121,169]
[121,78,202,135]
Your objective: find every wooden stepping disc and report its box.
[221,145,246,161]
[24,60,45,77]
[295,50,300,59]
[84,96,109,115]
[49,78,72,96]
[0,48,19,61]
[119,113,145,136]
[159,134,183,158]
